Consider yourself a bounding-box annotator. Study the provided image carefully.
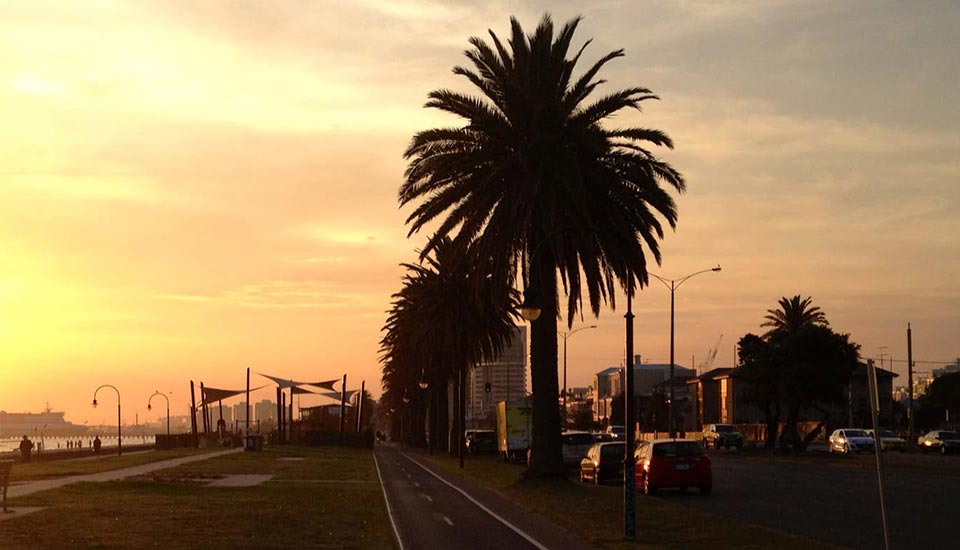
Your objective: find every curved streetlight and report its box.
[648,265,722,437]
[92,384,122,456]
[520,287,542,321]
[418,370,429,390]
[147,391,170,438]
[559,325,597,426]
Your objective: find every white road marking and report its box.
[419,493,433,502]
[442,515,454,526]
[402,452,552,550]
[373,451,405,550]
[414,482,420,488]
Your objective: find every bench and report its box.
[0,460,12,513]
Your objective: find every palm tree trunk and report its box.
[436,380,449,453]
[448,377,458,456]
[527,255,564,477]
[764,401,779,449]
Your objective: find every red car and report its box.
[635,439,711,495]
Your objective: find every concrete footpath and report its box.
[7,448,241,499]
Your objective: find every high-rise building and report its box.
[466,326,527,423]
[219,405,233,425]
[255,399,276,423]
[232,402,248,423]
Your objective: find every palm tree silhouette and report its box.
[399,15,684,475]
[761,295,829,338]
[380,237,516,452]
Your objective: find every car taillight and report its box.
[643,460,650,471]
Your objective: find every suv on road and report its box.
[465,430,497,455]
[702,424,743,449]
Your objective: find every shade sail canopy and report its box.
[258,373,341,391]
[291,386,318,395]
[200,385,267,406]
[257,373,307,389]
[306,379,339,391]
[319,390,357,400]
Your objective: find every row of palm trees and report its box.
[380,14,685,476]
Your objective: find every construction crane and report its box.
[697,334,723,375]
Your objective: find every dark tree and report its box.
[762,295,828,338]
[740,295,860,451]
[567,406,597,431]
[772,325,859,451]
[399,14,684,476]
[641,393,670,434]
[737,333,781,448]
[917,372,960,429]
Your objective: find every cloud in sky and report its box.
[0,1,957,424]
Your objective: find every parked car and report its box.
[702,424,744,449]
[465,429,497,455]
[635,439,711,495]
[918,430,960,455]
[828,428,876,454]
[864,429,907,453]
[606,425,626,440]
[579,441,625,484]
[562,431,597,467]
[593,432,616,442]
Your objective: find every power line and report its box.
[881,359,956,365]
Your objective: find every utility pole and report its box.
[623,277,636,537]
[908,323,914,447]
[276,387,283,443]
[189,380,198,447]
[339,374,347,434]
[867,360,891,550]
[356,380,366,433]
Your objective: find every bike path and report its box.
[375,446,593,550]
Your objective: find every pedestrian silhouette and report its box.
[19,435,33,462]
[93,436,102,454]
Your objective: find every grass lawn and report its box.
[425,453,839,550]
[8,448,215,482]
[2,445,395,550]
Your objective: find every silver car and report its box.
[562,431,597,466]
[828,428,875,454]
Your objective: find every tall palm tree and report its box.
[380,237,517,452]
[399,15,685,475]
[761,295,828,338]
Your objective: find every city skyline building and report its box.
[466,326,527,423]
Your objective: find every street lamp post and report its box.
[147,391,170,438]
[559,325,597,426]
[92,384,122,456]
[649,265,721,438]
[624,277,636,537]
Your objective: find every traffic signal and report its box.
[484,382,491,394]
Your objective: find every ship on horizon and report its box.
[0,403,89,437]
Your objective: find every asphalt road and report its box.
[374,446,591,550]
[668,451,960,549]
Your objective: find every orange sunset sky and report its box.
[1,1,958,427]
